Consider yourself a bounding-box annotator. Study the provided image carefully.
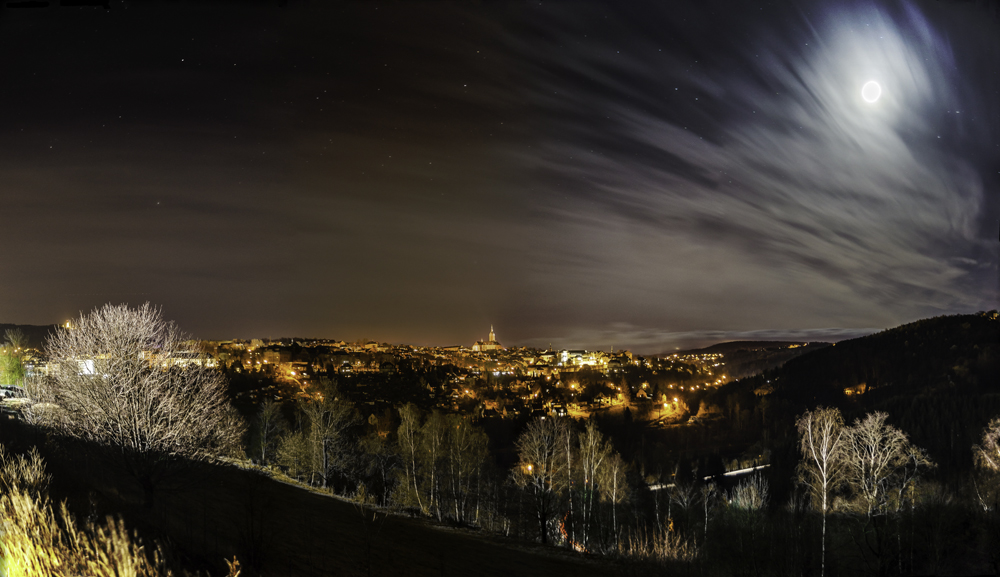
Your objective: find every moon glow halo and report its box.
[862,81,882,103]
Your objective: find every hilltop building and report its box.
[472,326,503,352]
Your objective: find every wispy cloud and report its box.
[500,0,997,348]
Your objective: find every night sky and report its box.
[1,0,997,352]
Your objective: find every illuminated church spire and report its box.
[489,325,495,343]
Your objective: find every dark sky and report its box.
[1,0,997,352]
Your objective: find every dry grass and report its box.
[0,445,50,496]
[0,443,174,577]
[620,526,699,564]
[4,430,618,577]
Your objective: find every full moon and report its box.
[862,81,882,103]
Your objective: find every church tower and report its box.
[489,325,496,343]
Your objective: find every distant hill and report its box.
[673,340,819,355]
[671,340,832,380]
[746,311,1000,472]
[769,311,999,404]
[0,323,60,350]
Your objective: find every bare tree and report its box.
[668,474,697,527]
[561,418,577,548]
[727,473,770,575]
[844,412,927,517]
[514,416,566,544]
[699,481,718,544]
[26,303,244,507]
[972,417,1000,513]
[974,417,1000,474]
[578,419,610,548]
[360,433,398,507]
[892,442,933,575]
[444,414,488,523]
[796,406,847,577]
[599,451,629,549]
[842,412,932,574]
[301,386,357,489]
[396,403,424,511]
[276,429,312,480]
[255,400,285,465]
[421,410,448,520]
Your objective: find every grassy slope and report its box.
[156,465,616,577]
[26,429,616,577]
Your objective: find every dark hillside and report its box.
[758,311,1000,474]
[771,311,998,405]
[675,340,817,355]
[671,340,832,380]
[0,323,59,349]
[9,420,618,577]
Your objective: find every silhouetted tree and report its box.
[301,386,357,488]
[254,400,285,465]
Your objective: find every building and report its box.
[472,326,503,352]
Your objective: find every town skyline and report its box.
[5,314,887,355]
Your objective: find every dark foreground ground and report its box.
[147,464,618,577]
[5,421,618,577]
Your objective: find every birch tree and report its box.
[796,406,847,577]
[842,412,932,574]
[843,412,924,517]
[421,410,448,520]
[396,403,424,511]
[600,451,629,549]
[700,481,718,544]
[578,419,610,547]
[444,414,488,523]
[561,418,577,547]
